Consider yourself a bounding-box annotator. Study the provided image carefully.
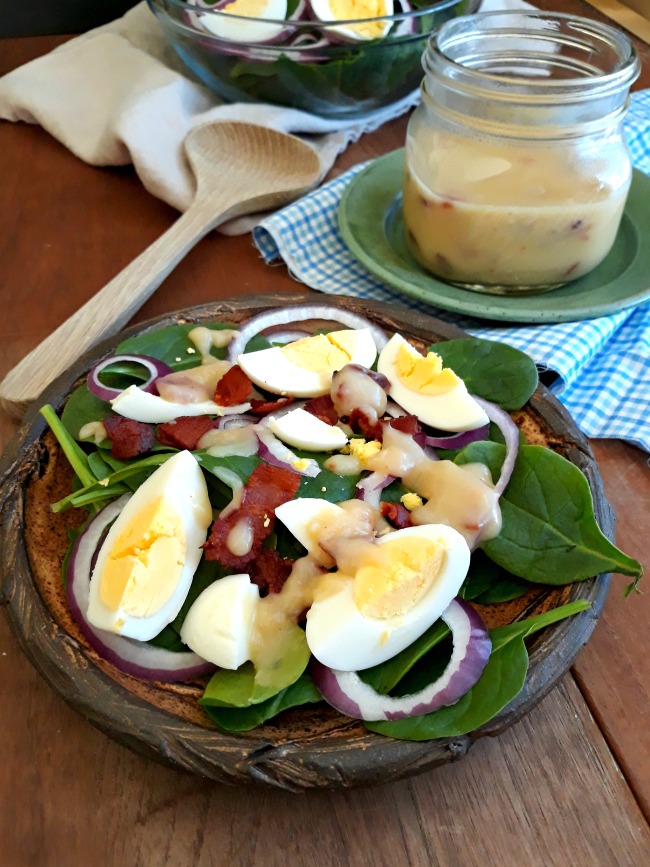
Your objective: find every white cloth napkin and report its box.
[0,0,529,233]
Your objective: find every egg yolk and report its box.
[281,333,351,374]
[348,437,382,464]
[353,536,446,619]
[99,496,186,619]
[221,0,272,19]
[395,344,460,395]
[329,0,389,38]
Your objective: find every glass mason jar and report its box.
[403,12,640,295]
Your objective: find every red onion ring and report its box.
[88,354,174,402]
[255,424,321,477]
[472,397,520,496]
[311,598,491,721]
[424,424,490,451]
[355,472,395,509]
[66,497,214,682]
[228,305,388,361]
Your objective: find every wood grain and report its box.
[1,0,649,860]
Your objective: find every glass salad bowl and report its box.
[0,295,623,790]
[146,0,480,119]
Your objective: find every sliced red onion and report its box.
[255,424,321,477]
[88,355,174,402]
[262,328,312,345]
[355,472,394,509]
[228,305,388,361]
[424,424,490,451]
[472,397,519,496]
[66,497,214,682]
[216,413,257,430]
[311,598,491,722]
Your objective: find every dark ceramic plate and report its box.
[0,294,610,790]
[338,150,650,324]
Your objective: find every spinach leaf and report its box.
[40,404,97,492]
[456,442,643,592]
[60,385,114,440]
[147,625,188,653]
[360,618,450,695]
[116,323,237,371]
[197,452,260,486]
[432,337,538,410]
[365,600,589,740]
[296,455,360,503]
[200,627,310,707]
[474,574,532,604]
[52,453,172,512]
[460,550,502,600]
[203,674,322,733]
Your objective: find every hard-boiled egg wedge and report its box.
[87,451,212,641]
[306,524,470,671]
[110,384,251,424]
[377,333,488,432]
[200,0,288,44]
[237,328,377,398]
[268,407,348,451]
[275,497,348,562]
[180,574,261,669]
[310,0,394,42]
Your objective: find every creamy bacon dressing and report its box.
[188,326,241,365]
[248,557,324,683]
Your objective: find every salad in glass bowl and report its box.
[147,0,480,118]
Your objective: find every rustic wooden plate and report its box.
[0,294,611,790]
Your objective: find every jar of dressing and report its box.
[403,12,640,295]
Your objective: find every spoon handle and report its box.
[0,196,230,419]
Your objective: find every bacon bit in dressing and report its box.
[248,549,295,597]
[380,502,413,530]
[103,417,155,460]
[304,394,339,426]
[213,365,253,406]
[249,395,296,416]
[203,463,301,567]
[156,415,217,450]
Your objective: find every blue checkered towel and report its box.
[254,90,650,454]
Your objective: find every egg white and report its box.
[305,523,470,671]
[268,407,348,452]
[377,333,489,433]
[180,574,260,670]
[110,384,251,424]
[310,0,394,42]
[87,450,213,640]
[274,497,347,562]
[201,0,288,43]
[237,328,377,398]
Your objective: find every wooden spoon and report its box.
[0,121,322,419]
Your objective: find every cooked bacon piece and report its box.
[304,394,339,426]
[213,365,253,406]
[380,502,413,530]
[103,416,155,460]
[349,408,383,441]
[249,395,295,416]
[156,415,218,451]
[388,414,423,439]
[203,464,302,566]
[249,549,294,597]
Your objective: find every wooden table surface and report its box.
[1,2,649,865]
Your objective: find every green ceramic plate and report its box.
[338,149,650,323]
